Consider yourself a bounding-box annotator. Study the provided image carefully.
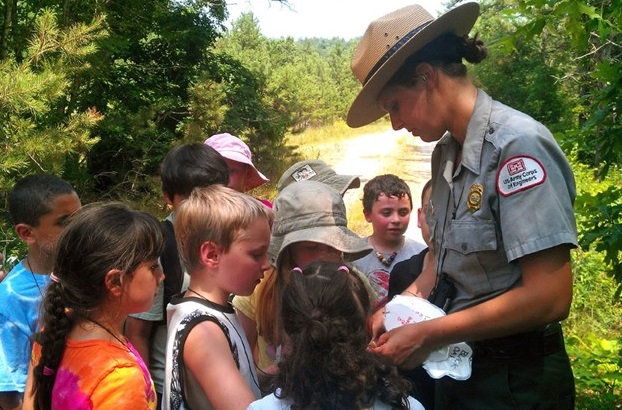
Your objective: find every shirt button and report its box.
[488,126,495,134]
[461,243,468,251]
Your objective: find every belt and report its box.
[472,323,565,361]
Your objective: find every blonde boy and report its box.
[163,185,272,410]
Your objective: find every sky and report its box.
[226,0,449,40]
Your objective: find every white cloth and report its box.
[384,295,472,380]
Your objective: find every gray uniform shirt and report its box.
[428,89,577,313]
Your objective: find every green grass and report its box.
[247,119,393,208]
[286,118,391,147]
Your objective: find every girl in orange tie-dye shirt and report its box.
[25,202,165,410]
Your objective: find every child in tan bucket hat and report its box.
[233,181,377,389]
[349,3,577,409]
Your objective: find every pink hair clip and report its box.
[291,267,303,274]
[50,272,60,283]
[42,366,55,376]
[337,265,350,274]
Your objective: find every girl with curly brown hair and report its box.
[248,261,424,410]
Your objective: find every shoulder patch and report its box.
[496,156,546,197]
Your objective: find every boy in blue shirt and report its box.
[0,175,81,409]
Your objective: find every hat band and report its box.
[363,20,432,85]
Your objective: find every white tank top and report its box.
[163,295,261,409]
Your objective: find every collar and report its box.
[459,89,493,176]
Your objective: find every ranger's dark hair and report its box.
[388,32,488,88]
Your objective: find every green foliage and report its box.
[566,160,622,408]
[80,0,226,195]
[567,335,622,409]
[0,8,103,196]
[568,249,621,338]
[473,0,578,131]
[576,185,622,298]
[0,8,104,264]
[0,1,297,206]
[215,12,360,131]
[183,51,293,182]
[506,0,621,177]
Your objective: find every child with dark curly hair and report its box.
[248,261,424,410]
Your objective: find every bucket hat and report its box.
[347,2,480,128]
[268,180,372,266]
[277,159,360,195]
[205,133,269,190]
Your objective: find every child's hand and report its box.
[367,307,386,342]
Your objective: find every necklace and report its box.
[376,251,398,267]
[85,317,128,348]
[186,288,223,309]
[25,257,44,297]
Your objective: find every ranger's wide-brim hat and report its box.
[347,2,480,128]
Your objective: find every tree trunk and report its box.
[0,0,15,60]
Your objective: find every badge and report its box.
[496,156,546,197]
[467,183,483,213]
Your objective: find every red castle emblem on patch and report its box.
[507,159,526,175]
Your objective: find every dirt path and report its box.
[311,127,435,243]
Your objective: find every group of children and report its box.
[2,1,581,407]
[0,132,431,409]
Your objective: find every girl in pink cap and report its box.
[205,133,272,208]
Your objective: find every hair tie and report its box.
[337,265,350,274]
[64,307,73,316]
[291,267,303,274]
[50,272,60,283]
[42,366,55,376]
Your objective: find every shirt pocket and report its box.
[444,219,506,296]
[445,219,497,254]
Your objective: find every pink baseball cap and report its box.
[205,133,269,191]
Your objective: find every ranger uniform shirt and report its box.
[428,89,577,313]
